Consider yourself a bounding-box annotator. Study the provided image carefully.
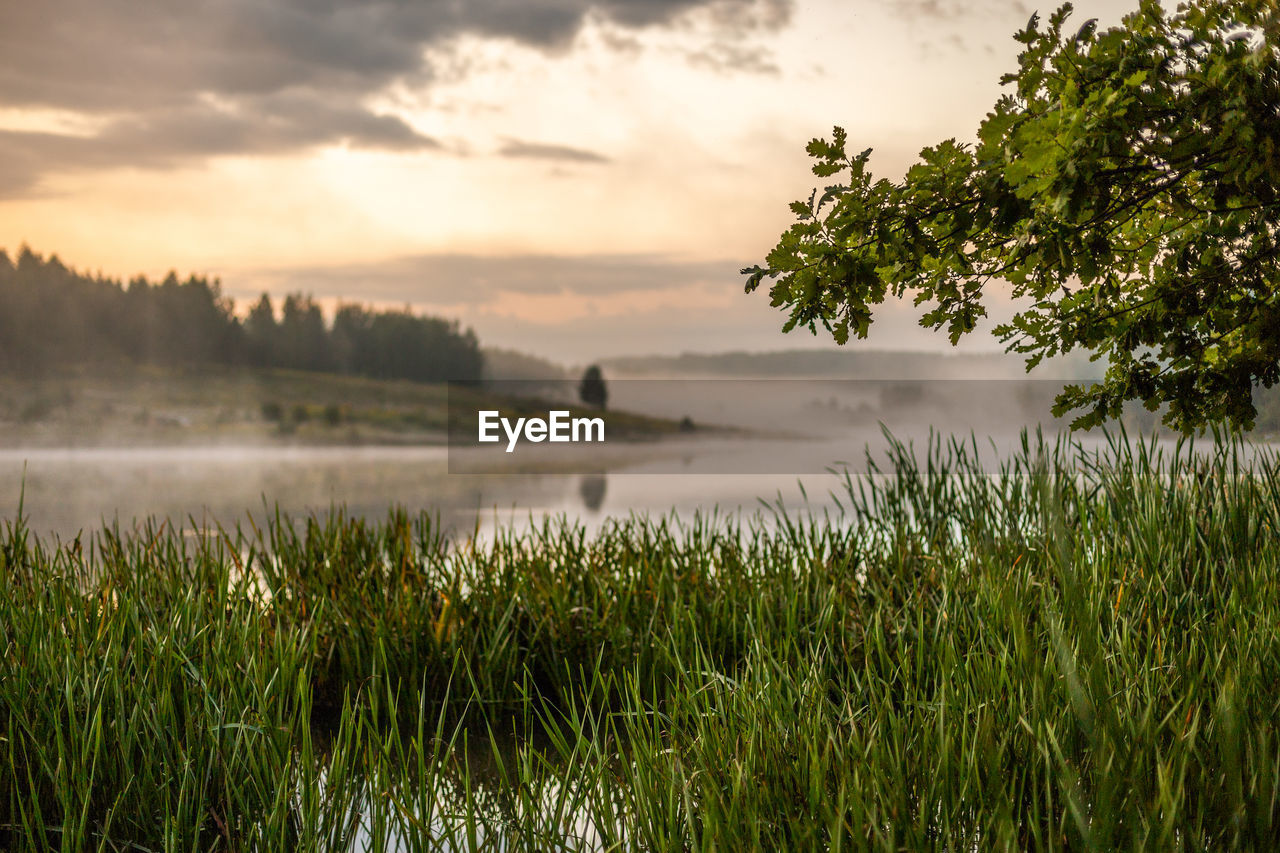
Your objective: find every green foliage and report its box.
[280,293,333,372]
[4,433,1280,847]
[578,364,608,409]
[746,0,1280,431]
[0,248,485,384]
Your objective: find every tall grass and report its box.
[2,429,1279,850]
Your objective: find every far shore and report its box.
[0,364,735,451]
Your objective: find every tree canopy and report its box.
[579,365,609,409]
[744,0,1280,431]
[0,247,483,384]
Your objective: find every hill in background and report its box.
[596,348,1103,380]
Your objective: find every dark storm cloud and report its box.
[0,0,791,193]
[233,252,739,306]
[0,95,440,197]
[498,140,611,163]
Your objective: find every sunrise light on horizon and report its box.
[0,0,1140,361]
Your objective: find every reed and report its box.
[2,429,1278,850]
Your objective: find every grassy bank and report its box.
[0,365,691,448]
[2,431,1280,850]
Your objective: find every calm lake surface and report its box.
[0,426,1220,543]
[3,377,1263,542]
[0,438,870,542]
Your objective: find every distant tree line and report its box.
[0,247,483,383]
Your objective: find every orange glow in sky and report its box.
[0,0,1139,361]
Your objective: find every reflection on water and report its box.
[0,445,556,541]
[0,420,1246,543]
[577,474,607,513]
[335,731,616,853]
[1,428,980,542]
[0,440,849,542]
[0,378,1107,540]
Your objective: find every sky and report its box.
[0,0,1139,364]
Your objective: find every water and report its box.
[0,424,1228,543]
[0,439,856,542]
[4,394,1273,852]
[3,373,1258,542]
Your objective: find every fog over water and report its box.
[0,441,842,542]
[1,375,1220,543]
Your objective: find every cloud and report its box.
[878,0,1026,21]
[0,95,441,197]
[223,250,786,360]
[684,42,781,75]
[230,252,741,306]
[0,0,792,193]
[498,139,611,163]
[868,0,1039,56]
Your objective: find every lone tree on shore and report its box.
[579,364,608,409]
[744,0,1280,432]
